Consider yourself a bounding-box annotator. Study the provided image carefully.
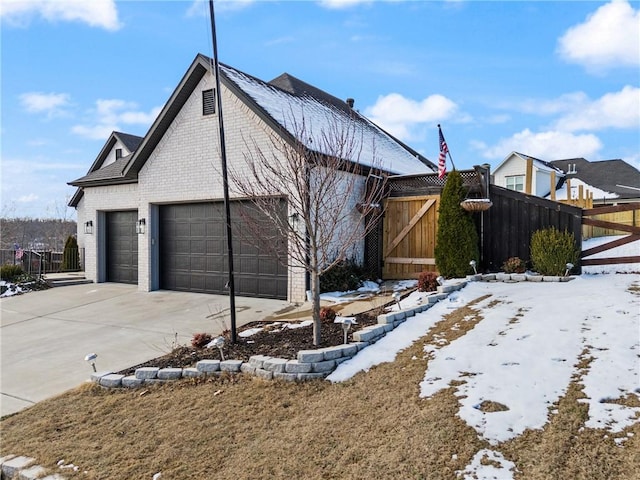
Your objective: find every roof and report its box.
[68,131,143,206]
[219,62,435,174]
[494,151,564,176]
[550,158,640,199]
[69,54,435,203]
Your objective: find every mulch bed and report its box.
[117,307,384,376]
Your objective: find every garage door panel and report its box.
[159,201,287,299]
[106,211,138,284]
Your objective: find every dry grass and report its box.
[2,296,638,480]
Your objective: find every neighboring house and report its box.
[492,152,564,198]
[68,53,435,302]
[549,158,640,205]
[493,152,640,205]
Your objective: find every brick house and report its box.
[69,54,435,302]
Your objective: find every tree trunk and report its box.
[311,271,322,346]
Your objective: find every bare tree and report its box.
[229,115,387,346]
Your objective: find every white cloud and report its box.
[71,99,161,140]
[318,0,372,9]
[19,92,71,117]
[0,0,121,31]
[475,129,603,160]
[554,85,640,132]
[557,0,640,71]
[365,92,461,141]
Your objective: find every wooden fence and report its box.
[381,195,439,279]
[581,203,640,266]
[481,186,583,272]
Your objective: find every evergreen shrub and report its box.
[62,235,80,271]
[320,258,367,293]
[1,264,24,282]
[434,170,479,278]
[530,227,579,276]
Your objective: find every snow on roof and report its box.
[549,177,619,201]
[221,65,434,176]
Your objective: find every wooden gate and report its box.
[382,195,439,279]
[581,202,640,266]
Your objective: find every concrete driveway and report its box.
[0,283,290,417]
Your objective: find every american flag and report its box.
[438,125,448,179]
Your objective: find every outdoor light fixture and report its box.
[436,276,445,286]
[336,317,356,344]
[84,353,98,372]
[393,291,402,310]
[84,220,93,235]
[212,336,225,361]
[565,263,574,277]
[470,260,477,275]
[288,212,299,226]
[136,218,146,234]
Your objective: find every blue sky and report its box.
[1,0,638,219]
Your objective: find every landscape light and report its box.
[336,317,356,344]
[565,263,574,277]
[470,260,477,274]
[392,291,402,310]
[436,276,445,286]
[84,353,98,372]
[212,336,225,361]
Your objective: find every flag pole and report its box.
[209,0,238,343]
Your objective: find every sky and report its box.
[324,237,639,478]
[1,0,639,219]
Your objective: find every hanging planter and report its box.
[460,198,493,212]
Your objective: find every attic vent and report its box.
[115,148,122,160]
[203,88,216,116]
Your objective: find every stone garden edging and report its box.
[90,274,574,389]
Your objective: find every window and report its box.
[506,175,524,192]
[115,148,122,160]
[202,89,216,115]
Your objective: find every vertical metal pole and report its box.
[209,0,237,343]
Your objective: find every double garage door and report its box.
[159,201,288,300]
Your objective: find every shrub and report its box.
[62,235,80,271]
[418,271,439,292]
[320,258,367,293]
[1,264,24,282]
[530,227,579,276]
[434,170,479,278]
[191,332,212,349]
[502,257,526,274]
[319,306,337,322]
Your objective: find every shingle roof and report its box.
[114,131,144,153]
[221,63,436,174]
[550,158,640,199]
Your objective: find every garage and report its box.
[106,211,138,284]
[159,200,288,299]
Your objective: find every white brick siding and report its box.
[77,69,369,304]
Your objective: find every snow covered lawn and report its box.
[329,272,639,479]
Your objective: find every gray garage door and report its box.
[159,200,287,299]
[106,211,138,284]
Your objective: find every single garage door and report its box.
[159,200,287,299]
[106,210,138,284]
